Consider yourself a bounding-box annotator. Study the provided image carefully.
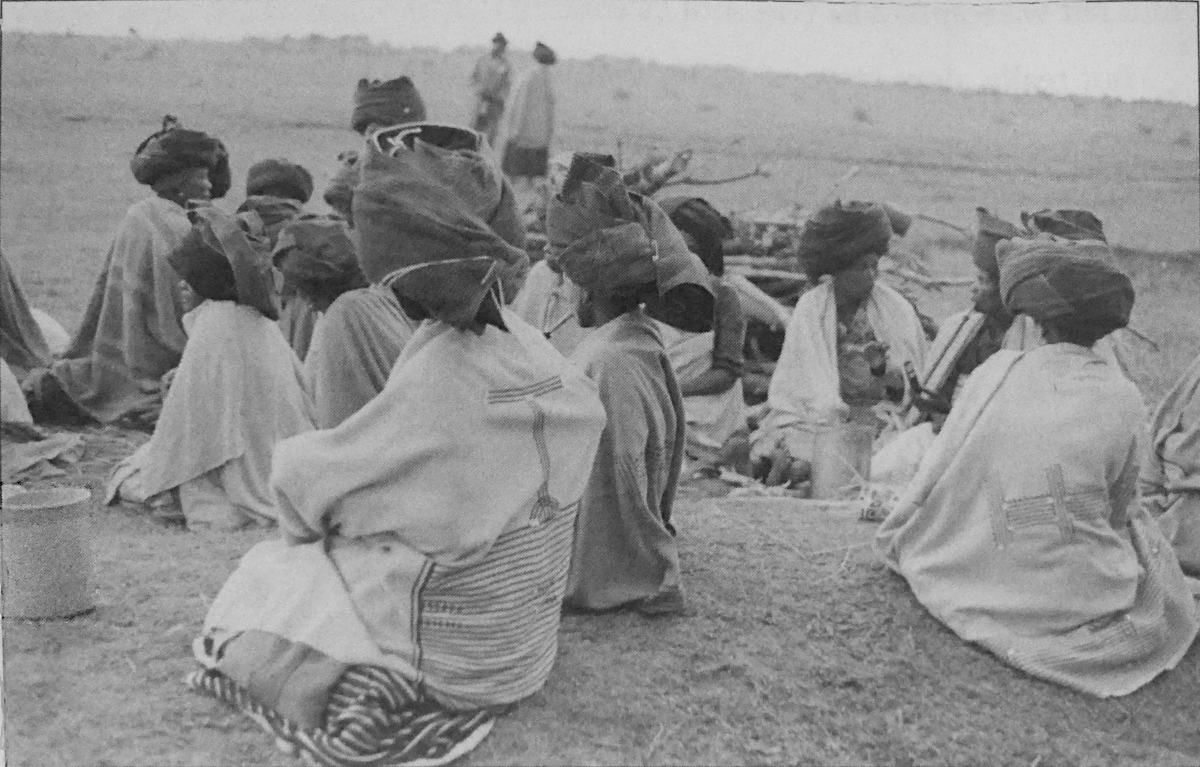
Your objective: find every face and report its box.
[492,41,506,56]
[173,167,213,204]
[971,271,1005,315]
[832,252,880,308]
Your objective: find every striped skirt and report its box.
[187,665,497,767]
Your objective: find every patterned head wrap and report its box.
[546,155,714,332]
[972,207,1025,280]
[352,123,528,330]
[796,200,892,278]
[323,151,360,224]
[996,237,1133,336]
[245,159,314,203]
[131,115,231,198]
[273,216,366,310]
[1021,209,1106,243]
[351,77,427,135]
[533,42,557,65]
[659,196,732,276]
[168,206,280,320]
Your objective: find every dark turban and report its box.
[131,115,231,198]
[1021,209,1106,243]
[972,207,1025,279]
[273,216,366,310]
[168,206,280,320]
[245,159,314,203]
[352,123,528,330]
[533,42,557,65]
[546,155,713,332]
[323,151,360,224]
[996,237,1133,337]
[659,196,732,276]
[796,200,892,278]
[236,195,304,247]
[351,77,427,135]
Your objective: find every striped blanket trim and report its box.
[187,666,495,767]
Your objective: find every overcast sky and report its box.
[4,0,1198,105]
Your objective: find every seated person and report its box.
[187,123,605,766]
[658,196,748,473]
[235,159,320,358]
[106,207,315,530]
[1141,353,1200,575]
[547,155,714,617]
[876,237,1199,698]
[278,216,417,429]
[0,251,53,382]
[751,200,929,485]
[27,116,229,426]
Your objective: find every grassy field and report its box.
[2,31,1199,766]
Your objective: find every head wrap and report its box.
[272,215,366,309]
[996,237,1133,336]
[659,196,732,276]
[352,123,528,330]
[533,42,557,65]
[972,207,1025,279]
[235,195,305,246]
[131,115,231,198]
[245,159,314,203]
[1021,209,1106,243]
[546,156,714,332]
[168,206,281,320]
[493,32,507,45]
[351,77,427,135]
[795,200,892,278]
[880,203,913,237]
[323,151,360,224]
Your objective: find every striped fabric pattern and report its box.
[416,504,578,705]
[188,665,496,767]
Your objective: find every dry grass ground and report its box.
[2,32,1199,767]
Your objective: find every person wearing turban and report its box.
[106,206,314,530]
[188,124,606,766]
[875,237,1198,698]
[656,196,748,474]
[752,200,929,487]
[545,154,713,617]
[24,116,229,426]
[499,42,557,188]
[351,76,426,135]
[470,32,512,146]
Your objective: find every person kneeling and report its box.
[105,207,315,530]
[875,236,1199,697]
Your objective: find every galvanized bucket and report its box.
[2,486,96,619]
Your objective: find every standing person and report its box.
[501,42,557,192]
[188,124,606,766]
[470,32,511,146]
[658,196,748,473]
[25,116,230,425]
[106,206,314,530]
[876,237,1198,697]
[751,200,928,484]
[547,155,714,617]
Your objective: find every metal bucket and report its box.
[811,423,873,500]
[2,486,96,619]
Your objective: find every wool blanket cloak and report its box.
[564,310,687,610]
[304,284,419,429]
[1141,354,1200,574]
[49,196,192,423]
[756,279,927,460]
[106,300,314,528]
[0,252,52,380]
[501,64,555,152]
[875,344,1198,697]
[198,308,606,713]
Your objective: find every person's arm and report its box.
[680,281,745,396]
